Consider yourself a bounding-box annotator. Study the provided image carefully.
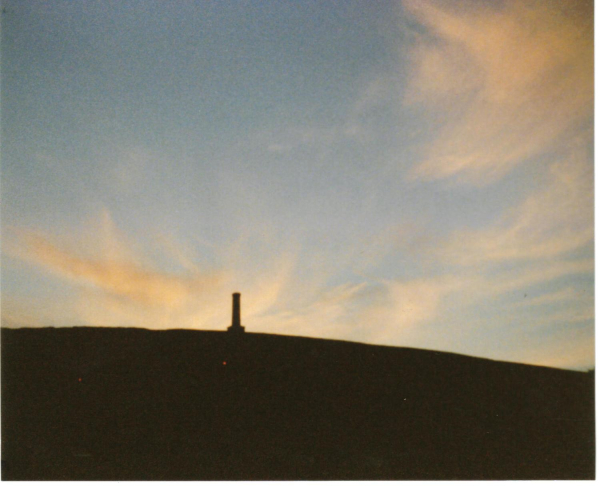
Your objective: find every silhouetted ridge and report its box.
[2,327,594,480]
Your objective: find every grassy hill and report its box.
[1,327,594,480]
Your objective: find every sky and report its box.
[1,0,594,369]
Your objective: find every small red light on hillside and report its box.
[223,361,227,366]
[78,378,82,382]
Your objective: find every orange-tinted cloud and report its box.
[403,0,593,184]
[14,231,223,309]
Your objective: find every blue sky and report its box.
[2,0,594,369]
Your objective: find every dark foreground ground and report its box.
[1,327,594,480]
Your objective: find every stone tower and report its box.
[227,292,245,334]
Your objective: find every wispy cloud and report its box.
[20,234,219,308]
[253,282,371,339]
[12,230,223,310]
[252,274,465,347]
[437,146,593,266]
[262,76,393,155]
[402,0,593,184]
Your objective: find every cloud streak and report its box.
[437,146,593,266]
[17,232,221,308]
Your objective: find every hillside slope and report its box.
[2,327,594,479]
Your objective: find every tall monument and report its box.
[227,292,245,334]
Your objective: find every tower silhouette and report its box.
[227,292,245,334]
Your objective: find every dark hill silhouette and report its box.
[2,327,594,480]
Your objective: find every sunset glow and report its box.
[2,0,593,369]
